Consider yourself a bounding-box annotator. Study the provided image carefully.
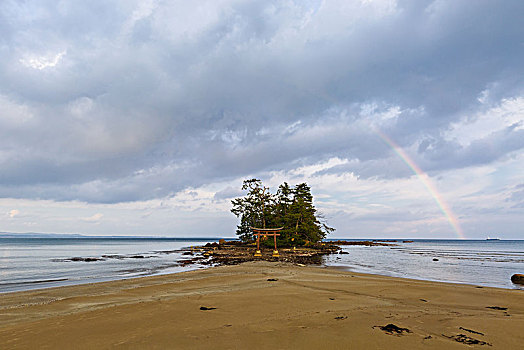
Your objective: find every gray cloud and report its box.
[214,186,244,201]
[0,0,523,203]
[506,183,524,208]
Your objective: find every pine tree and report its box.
[230,179,272,241]
[288,183,325,244]
[231,179,334,244]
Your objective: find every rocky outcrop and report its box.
[191,242,340,266]
[330,240,395,246]
[68,257,105,262]
[511,274,524,285]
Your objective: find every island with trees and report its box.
[231,179,334,246]
[182,179,393,266]
[51,179,394,267]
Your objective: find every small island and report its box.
[184,179,393,266]
[230,179,334,246]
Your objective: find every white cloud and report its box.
[121,0,157,37]
[68,97,94,117]
[8,209,20,218]
[82,213,104,222]
[19,51,66,70]
[0,95,34,125]
[447,97,524,146]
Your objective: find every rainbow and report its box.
[377,131,465,239]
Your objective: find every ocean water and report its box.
[1,238,524,293]
[324,239,524,290]
[0,237,215,293]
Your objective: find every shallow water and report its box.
[0,237,215,293]
[323,239,524,290]
[2,238,524,293]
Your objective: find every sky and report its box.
[1,0,523,239]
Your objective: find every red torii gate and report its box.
[250,227,283,257]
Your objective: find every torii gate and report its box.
[250,227,283,257]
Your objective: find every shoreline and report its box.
[4,239,523,294]
[3,256,522,295]
[326,264,524,291]
[0,262,520,297]
[1,261,523,349]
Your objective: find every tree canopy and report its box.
[231,179,334,245]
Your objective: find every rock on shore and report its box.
[511,274,524,285]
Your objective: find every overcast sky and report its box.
[1,0,523,239]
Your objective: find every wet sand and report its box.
[1,261,523,349]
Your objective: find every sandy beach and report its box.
[1,261,523,349]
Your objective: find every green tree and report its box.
[231,179,334,244]
[287,183,332,244]
[230,179,273,241]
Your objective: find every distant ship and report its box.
[486,237,500,241]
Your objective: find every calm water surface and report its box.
[1,238,523,293]
[324,239,524,290]
[0,238,215,293]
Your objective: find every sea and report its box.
[1,237,523,293]
[324,239,524,290]
[0,237,215,294]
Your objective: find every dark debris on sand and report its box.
[486,306,508,311]
[374,323,412,335]
[459,327,484,336]
[199,306,217,311]
[443,334,491,346]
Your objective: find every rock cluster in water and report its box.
[511,274,524,285]
[189,240,396,266]
[54,240,396,269]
